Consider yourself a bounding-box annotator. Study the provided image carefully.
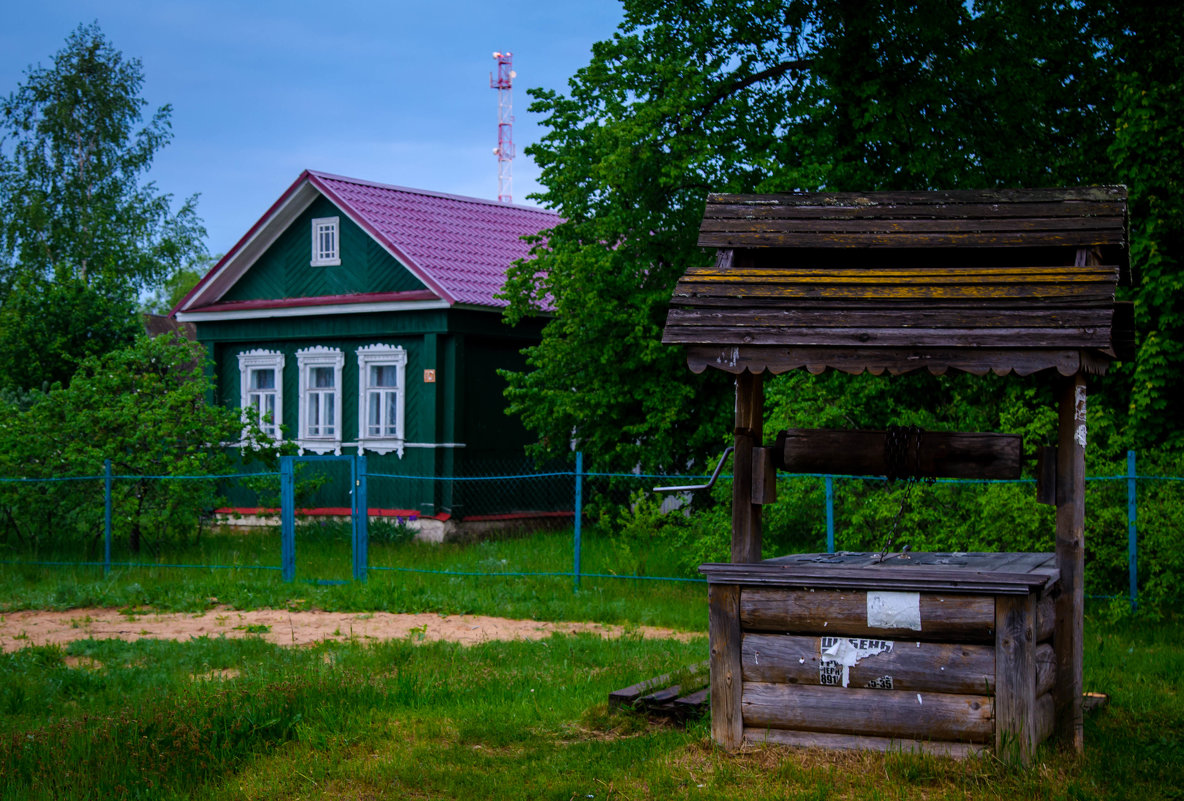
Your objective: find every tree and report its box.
[502,0,1120,473]
[1104,6,1184,450]
[140,253,217,316]
[0,333,279,555]
[0,22,205,296]
[0,276,139,394]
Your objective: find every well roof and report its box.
[662,187,1132,377]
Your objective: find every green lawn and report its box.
[0,612,1180,800]
[0,528,1180,800]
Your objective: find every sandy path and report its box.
[0,607,699,652]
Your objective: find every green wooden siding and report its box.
[201,301,551,516]
[222,195,427,302]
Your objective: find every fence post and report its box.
[1127,450,1138,612]
[280,456,295,582]
[825,475,835,554]
[355,453,368,582]
[574,452,583,592]
[104,459,113,576]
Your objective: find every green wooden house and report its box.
[173,170,558,524]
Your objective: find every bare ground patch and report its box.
[0,607,700,652]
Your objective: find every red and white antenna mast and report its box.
[490,51,515,203]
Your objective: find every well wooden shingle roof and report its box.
[663,187,1132,377]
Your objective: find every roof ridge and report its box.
[306,170,559,217]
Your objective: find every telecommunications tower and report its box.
[490,51,515,203]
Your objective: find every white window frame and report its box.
[310,216,341,266]
[357,344,407,457]
[237,349,285,443]
[296,347,344,454]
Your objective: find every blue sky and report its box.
[1,1,624,257]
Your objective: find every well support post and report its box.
[732,371,763,563]
[1054,374,1086,752]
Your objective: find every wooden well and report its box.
[661,188,1132,760]
[703,552,1056,758]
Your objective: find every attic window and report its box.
[311,217,340,266]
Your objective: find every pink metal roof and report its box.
[310,171,556,308]
[176,170,557,315]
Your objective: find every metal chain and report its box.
[876,426,927,563]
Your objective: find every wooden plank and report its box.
[678,265,1118,282]
[1054,374,1086,752]
[742,632,995,694]
[740,588,995,642]
[709,583,743,750]
[995,593,1038,763]
[774,429,1023,480]
[609,663,708,710]
[742,682,994,742]
[702,187,1127,213]
[697,230,1124,250]
[672,279,1116,302]
[665,306,1117,330]
[1036,593,1055,642]
[744,727,989,758]
[673,688,709,719]
[662,325,1115,350]
[1036,643,1056,698]
[699,216,1127,236]
[732,372,763,563]
[752,446,777,505]
[703,563,1053,595]
[1036,692,1055,744]
[683,345,1088,378]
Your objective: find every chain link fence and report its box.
[1,452,1180,607]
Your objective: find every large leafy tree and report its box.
[0,22,205,294]
[1105,7,1184,450]
[502,0,1122,472]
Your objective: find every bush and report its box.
[0,334,281,556]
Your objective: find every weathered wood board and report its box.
[742,633,994,694]
[775,428,1022,479]
[743,682,994,742]
[740,588,995,642]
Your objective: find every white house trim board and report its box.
[180,182,319,311]
[237,349,285,442]
[356,344,408,458]
[175,299,451,323]
[296,346,344,455]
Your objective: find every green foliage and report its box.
[1106,9,1184,450]
[0,276,139,392]
[0,334,279,555]
[502,0,1127,474]
[139,253,215,316]
[0,22,206,294]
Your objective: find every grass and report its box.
[0,526,707,630]
[0,612,1180,800]
[0,526,1180,799]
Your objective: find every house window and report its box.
[237,349,285,441]
[311,216,340,266]
[357,344,407,457]
[297,347,344,454]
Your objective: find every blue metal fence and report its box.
[1,449,1179,610]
